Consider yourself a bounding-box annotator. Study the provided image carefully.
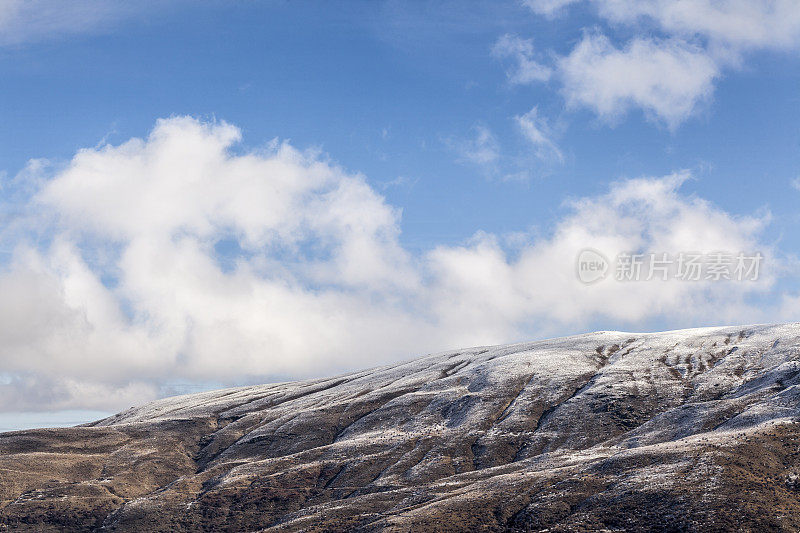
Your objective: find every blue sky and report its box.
[0,0,799,429]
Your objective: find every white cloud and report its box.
[0,0,162,46]
[522,0,579,18]
[450,113,564,180]
[513,0,800,128]
[492,34,552,84]
[428,171,773,332]
[559,34,719,128]
[451,125,500,166]
[594,0,800,51]
[792,177,800,191]
[2,117,430,410]
[523,0,800,51]
[514,107,563,162]
[0,117,782,411]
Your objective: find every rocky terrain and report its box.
[2,323,800,531]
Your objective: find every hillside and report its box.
[2,323,800,531]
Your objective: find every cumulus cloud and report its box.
[429,172,773,331]
[1,117,430,410]
[594,0,800,51]
[559,34,719,128]
[512,0,800,128]
[0,117,781,411]
[524,0,800,51]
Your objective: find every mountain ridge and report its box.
[2,322,800,531]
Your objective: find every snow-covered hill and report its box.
[2,323,800,531]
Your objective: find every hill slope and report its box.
[2,323,800,531]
